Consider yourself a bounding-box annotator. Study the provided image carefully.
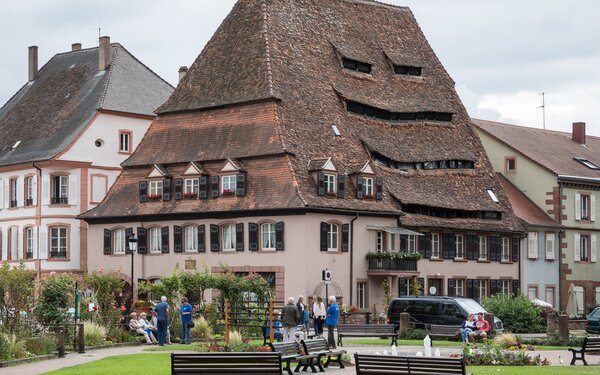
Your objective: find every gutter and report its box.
[349,213,359,306]
[557,175,600,184]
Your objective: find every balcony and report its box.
[366,252,419,274]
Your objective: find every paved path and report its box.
[0,343,596,374]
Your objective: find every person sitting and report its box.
[460,313,477,344]
[265,311,284,342]
[129,312,155,344]
[138,312,158,344]
[469,312,490,342]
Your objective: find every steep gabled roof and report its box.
[0,43,173,167]
[473,118,600,179]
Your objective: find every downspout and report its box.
[349,213,359,306]
[558,182,564,311]
[32,162,42,282]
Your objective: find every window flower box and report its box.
[222,189,235,197]
[326,191,337,197]
[183,192,198,199]
[148,194,162,201]
[363,194,375,200]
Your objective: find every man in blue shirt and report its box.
[325,295,339,348]
[180,297,193,344]
[155,296,169,346]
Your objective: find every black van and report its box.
[386,296,504,333]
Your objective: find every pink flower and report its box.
[50,271,56,277]
[121,305,126,312]
[99,267,104,273]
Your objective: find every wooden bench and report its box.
[171,352,282,374]
[337,324,397,347]
[301,337,347,371]
[428,325,461,340]
[568,336,600,365]
[269,341,318,375]
[354,353,466,375]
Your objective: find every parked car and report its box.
[387,295,504,333]
[585,307,600,334]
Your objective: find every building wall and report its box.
[521,228,561,307]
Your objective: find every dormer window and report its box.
[221,175,237,195]
[351,162,382,201]
[346,100,452,123]
[342,58,372,74]
[393,64,422,76]
[324,173,336,195]
[149,180,163,199]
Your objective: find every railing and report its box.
[51,197,68,204]
[367,258,417,272]
[49,251,68,259]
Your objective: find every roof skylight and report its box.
[574,157,600,170]
[487,189,499,203]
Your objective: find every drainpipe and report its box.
[349,213,359,306]
[558,183,564,311]
[32,162,42,282]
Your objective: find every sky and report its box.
[0,0,598,136]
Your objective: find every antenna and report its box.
[537,92,546,129]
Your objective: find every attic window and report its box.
[12,141,21,149]
[342,58,372,74]
[574,157,599,170]
[487,189,499,203]
[371,151,474,171]
[402,204,502,220]
[394,64,422,76]
[332,125,341,136]
[346,100,452,122]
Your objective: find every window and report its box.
[376,231,383,252]
[505,157,516,173]
[119,131,131,153]
[342,58,372,74]
[327,223,339,252]
[478,236,487,260]
[357,282,367,309]
[545,233,556,260]
[148,180,163,199]
[477,280,488,302]
[574,157,600,170]
[371,152,475,171]
[455,235,464,259]
[9,178,17,207]
[25,176,34,206]
[221,175,236,194]
[346,100,452,122]
[51,175,69,204]
[149,227,162,253]
[581,194,590,220]
[528,232,539,259]
[431,233,440,258]
[393,64,422,76]
[576,193,595,221]
[324,174,336,194]
[222,224,236,251]
[527,285,538,299]
[261,223,276,251]
[363,177,373,197]
[455,279,464,297]
[580,235,589,261]
[49,227,68,258]
[545,286,555,307]
[501,237,510,261]
[25,227,34,259]
[184,179,199,197]
[185,226,198,252]
[407,235,416,252]
[113,229,126,254]
[500,280,510,295]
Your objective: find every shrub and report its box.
[25,337,57,356]
[229,330,243,344]
[191,316,213,339]
[0,332,28,360]
[106,326,130,344]
[83,321,107,347]
[397,328,429,340]
[35,274,77,325]
[483,293,545,333]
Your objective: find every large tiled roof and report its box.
[473,118,600,179]
[83,0,523,233]
[0,44,173,167]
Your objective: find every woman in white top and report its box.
[312,296,326,338]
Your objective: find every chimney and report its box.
[71,43,82,51]
[178,66,189,83]
[98,36,111,71]
[28,46,38,82]
[572,122,586,145]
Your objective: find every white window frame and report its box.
[580,235,589,261]
[527,286,538,299]
[113,229,126,254]
[149,227,162,253]
[51,175,69,204]
[26,176,33,205]
[501,237,510,261]
[119,131,131,153]
[545,233,556,260]
[407,235,416,252]
[10,178,17,207]
[545,286,555,307]
[184,226,198,252]
[363,177,373,196]
[324,173,336,194]
[501,280,510,295]
[261,223,276,251]
[376,231,383,252]
[327,223,339,252]
[455,279,464,297]
[431,233,440,258]
[25,227,34,259]
[357,282,366,309]
[149,180,163,197]
[478,279,488,302]
[221,175,237,194]
[478,236,487,260]
[50,227,68,258]
[581,194,590,220]
[505,157,516,173]
[455,235,464,259]
[184,179,199,195]
[222,223,236,251]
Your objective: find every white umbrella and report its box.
[566,283,579,317]
[531,298,553,308]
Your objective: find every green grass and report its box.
[467,366,600,374]
[143,343,201,352]
[43,353,170,374]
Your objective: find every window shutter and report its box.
[16,178,24,207]
[546,233,556,260]
[125,228,133,251]
[199,176,208,199]
[489,236,497,261]
[236,223,244,251]
[236,174,246,196]
[162,178,171,201]
[466,235,477,260]
[0,179,4,209]
[512,279,520,295]
[174,178,183,200]
[424,233,432,258]
[443,234,455,259]
[400,234,407,252]
[528,233,538,259]
[139,181,148,202]
[38,227,47,259]
[173,225,182,253]
[197,225,205,252]
[575,193,581,220]
[320,222,328,251]
[490,279,497,295]
[591,195,596,221]
[210,224,219,252]
[448,279,455,296]
[276,222,285,251]
[591,235,597,263]
[161,227,169,253]
[511,237,519,262]
[137,228,147,254]
[317,172,325,196]
[31,175,38,206]
[103,229,111,255]
[356,176,364,199]
[574,233,581,262]
[375,177,383,200]
[248,223,258,251]
[466,279,474,299]
[337,175,345,198]
[69,175,78,206]
[341,223,349,252]
[210,176,219,198]
[417,235,426,257]
[41,175,50,205]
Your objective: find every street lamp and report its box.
[126,234,138,310]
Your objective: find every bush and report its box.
[0,332,28,360]
[483,294,545,333]
[397,328,429,340]
[106,326,130,343]
[35,274,77,326]
[83,321,106,347]
[25,337,57,356]
[229,330,243,344]
[191,316,213,339]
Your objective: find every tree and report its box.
[35,273,76,326]
[0,262,35,334]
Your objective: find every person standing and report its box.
[296,295,305,325]
[180,297,193,344]
[312,296,326,338]
[325,295,339,348]
[155,296,170,346]
[282,297,300,342]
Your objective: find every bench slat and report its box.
[355,354,465,375]
[171,352,282,375]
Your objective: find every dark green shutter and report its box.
[448,279,455,296]
[174,225,182,253]
[125,228,133,253]
[161,227,169,253]
[103,229,111,255]
[317,172,325,196]
[400,235,407,252]
[210,224,219,252]
[320,222,328,251]
[467,235,477,260]
[275,222,284,251]
[424,233,432,258]
[417,235,426,257]
[512,279,520,295]
[341,223,349,252]
[375,177,383,200]
[174,178,183,200]
[445,233,456,259]
[249,223,259,251]
[197,225,205,252]
[356,176,364,199]
[490,279,497,295]
[137,228,147,254]
[210,176,219,198]
[162,178,171,201]
[199,176,208,199]
[139,181,148,202]
[236,223,244,251]
[236,174,246,196]
[337,175,345,198]
[467,279,474,299]
[511,237,519,262]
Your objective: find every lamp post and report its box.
[126,234,138,311]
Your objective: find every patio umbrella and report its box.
[566,283,578,317]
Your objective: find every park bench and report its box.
[170,352,282,375]
[336,324,397,347]
[354,353,466,375]
[568,336,600,365]
[301,337,347,371]
[428,324,461,340]
[269,340,318,375]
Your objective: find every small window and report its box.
[430,233,440,258]
[487,189,499,203]
[364,177,373,197]
[149,180,163,199]
[149,227,162,253]
[9,178,17,208]
[376,231,383,252]
[222,223,236,251]
[221,175,237,195]
[25,227,34,259]
[393,64,422,76]
[500,280,511,295]
[25,176,34,206]
[324,173,336,195]
[184,226,198,252]
[478,236,487,260]
[119,131,132,153]
[184,178,199,197]
[574,157,600,170]
[501,237,510,261]
[357,282,367,309]
[545,233,556,260]
[581,194,590,220]
[407,235,416,252]
[505,157,516,173]
[455,279,464,297]
[527,285,538,299]
[580,235,590,261]
[455,235,464,259]
[545,286,555,307]
[477,280,488,302]
[113,229,126,254]
[51,175,69,205]
[261,223,276,251]
[342,57,372,74]
[49,226,68,258]
[327,223,339,252]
